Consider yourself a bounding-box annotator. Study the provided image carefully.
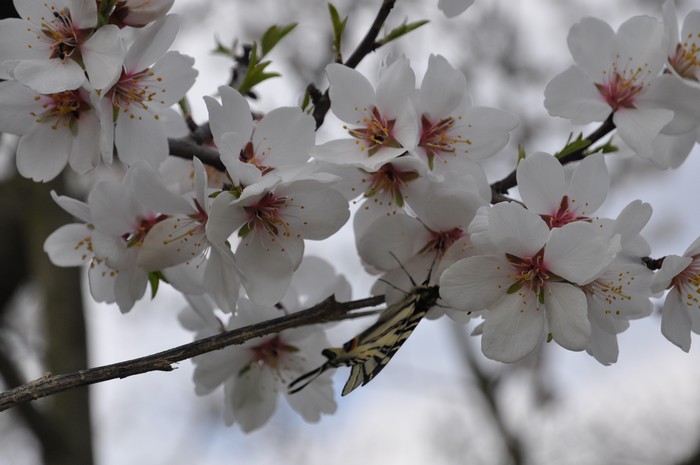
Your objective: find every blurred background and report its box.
[2,0,700,464]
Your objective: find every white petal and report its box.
[0,80,42,134]
[51,190,91,222]
[205,86,253,147]
[44,223,94,266]
[237,235,299,306]
[488,202,549,257]
[517,152,565,215]
[88,181,141,235]
[326,63,375,123]
[437,0,474,18]
[132,161,192,214]
[115,106,168,166]
[567,153,609,216]
[147,51,197,108]
[416,54,466,117]
[204,244,241,314]
[17,125,72,182]
[568,17,616,79]
[439,255,513,312]
[613,107,674,159]
[651,255,692,294]
[661,289,692,352]
[481,292,545,363]
[125,14,180,72]
[253,107,314,168]
[228,367,278,431]
[278,181,350,240]
[82,25,124,92]
[375,58,415,119]
[67,0,98,29]
[68,109,101,174]
[544,66,611,123]
[14,59,86,94]
[0,18,47,62]
[545,282,590,351]
[138,217,205,271]
[88,258,117,303]
[357,214,424,271]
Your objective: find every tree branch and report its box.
[490,114,616,198]
[0,294,385,412]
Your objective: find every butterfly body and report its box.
[289,284,440,396]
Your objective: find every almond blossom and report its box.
[439,202,620,362]
[0,0,123,93]
[207,175,350,306]
[110,0,174,27]
[544,16,676,160]
[181,257,348,432]
[411,54,518,174]
[437,0,475,18]
[312,59,418,171]
[0,80,101,181]
[98,14,197,167]
[651,236,700,352]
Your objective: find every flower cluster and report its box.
[3,0,700,433]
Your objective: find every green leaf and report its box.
[148,271,167,298]
[260,23,297,57]
[555,133,591,159]
[378,19,429,46]
[212,36,235,58]
[328,3,348,60]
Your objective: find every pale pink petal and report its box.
[488,202,549,257]
[277,181,350,239]
[115,106,168,166]
[67,0,98,29]
[455,106,518,160]
[192,347,238,394]
[88,259,117,303]
[641,74,700,135]
[50,190,91,222]
[114,266,148,313]
[206,193,247,244]
[651,255,692,293]
[416,54,466,117]
[148,51,197,107]
[131,161,192,214]
[0,18,46,61]
[68,110,100,174]
[0,80,43,134]
[357,214,424,271]
[88,181,142,235]
[615,16,665,76]
[237,234,298,306]
[253,107,314,168]
[614,106,674,159]
[567,17,616,79]
[204,244,241,314]
[227,367,278,431]
[138,217,205,271]
[375,58,415,119]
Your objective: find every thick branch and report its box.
[490,114,616,199]
[0,295,384,412]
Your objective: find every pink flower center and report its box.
[240,141,273,174]
[110,68,166,117]
[595,70,645,111]
[420,227,464,256]
[30,89,89,130]
[126,213,169,247]
[346,106,401,156]
[673,257,700,311]
[239,335,299,374]
[41,9,82,61]
[362,163,420,208]
[669,40,700,81]
[240,193,290,238]
[506,248,550,301]
[418,115,470,169]
[539,195,591,229]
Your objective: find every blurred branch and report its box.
[0,294,385,412]
[450,324,525,465]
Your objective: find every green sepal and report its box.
[555,132,591,159]
[328,3,348,61]
[546,332,553,343]
[148,271,168,299]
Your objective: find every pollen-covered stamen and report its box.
[240,141,273,174]
[505,248,550,302]
[584,271,634,316]
[30,89,89,130]
[595,63,649,111]
[362,163,420,208]
[346,106,401,156]
[418,115,471,169]
[540,195,591,229]
[240,193,290,238]
[418,227,465,256]
[238,335,300,375]
[669,39,700,81]
[125,213,169,247]
[40,9,83,61]
[110,68,166,117]
[672,257,700,311]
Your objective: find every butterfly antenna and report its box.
[387,251,417,287]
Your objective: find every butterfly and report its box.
[288,261,440,396]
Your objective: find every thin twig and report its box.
[490,114,616,198]
[0,295,385,412]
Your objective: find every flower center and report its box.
[506,249,549,302]
[419,227,464,256]
[240,193,290,238]
[362,163,420,208]
[539,195,591,229]
[418,115,471,169]
[125,213,168,247]
[595,69,646,111]
[41,9,81,61]
[240,141,273,174]
[110,68,165,117]
[669,40,700,81]
[30,89,89,131]
[346,106,401,156]
[673,258,700,311]
[239,335,299,374]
